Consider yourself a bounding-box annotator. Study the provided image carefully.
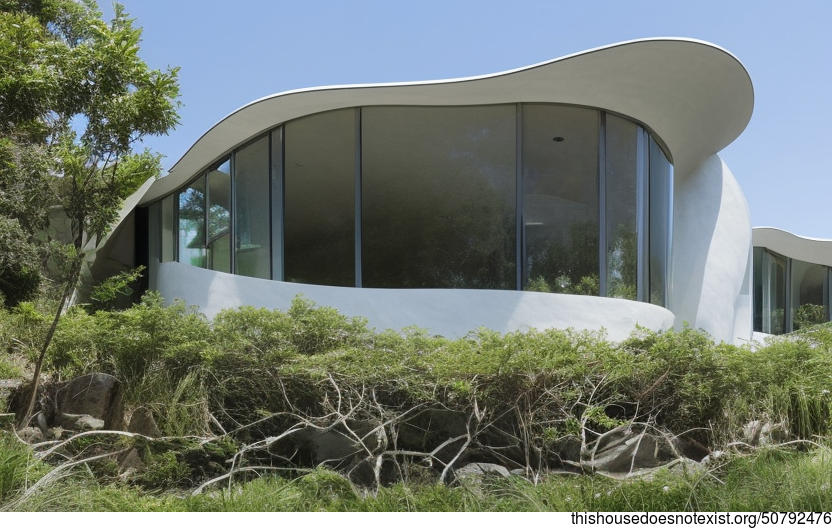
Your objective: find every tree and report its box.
[0,0,180,425]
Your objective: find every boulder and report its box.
[128,407,162,438]
[17,426,43,443]
[57,413,104,431]
[54,373,123,430]
[456,462,512,479]
[586,424,680,475]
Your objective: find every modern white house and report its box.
[86,37,830,345]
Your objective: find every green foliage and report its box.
[88,265,145,312]
[0,217,41,307]
[794,303,827,331]
[138,451,191,490]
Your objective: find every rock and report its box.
[128,407,162,438]
[54,373,124,430]
[292,426,362,463]
[17,426,43,443]
[57,413,104,431]
[456,462,512,479]
[586,425,678,475]
[118,448,145,476]
[48,426,65,440]
[742,420,789,446]
[0,379,22,402]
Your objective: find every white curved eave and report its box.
[140,37,753,205]
[753,227,832,267]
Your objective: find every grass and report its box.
[3,447,832,511]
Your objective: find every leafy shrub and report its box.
[88,266,146,312]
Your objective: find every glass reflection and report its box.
[235,136,271,279]
[649,137,672,306]
[362,105,516,289]
[605,115,638,300]
[522,105,599,295]
[284,109,355,286]
[178,176,206,268]
[763,251,786,334]
[791,259,827,330]
[207,159,231,273]
[160,103,676,310]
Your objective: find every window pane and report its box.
[791,259,827,330]
[235,136,271,279]
[523,105,599,295]
[284,109,355,286]
[763,251,786,334]
[362,105,516,289]
[207,159,231,273]
[753,247,763,332]
[605,115,638,300]
[178,176,206,268]
[649,137,672,306]
[161,195,174,262]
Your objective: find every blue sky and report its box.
[104,0,831,238]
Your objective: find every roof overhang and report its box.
[140,37,754,205]
[753,227,832,267]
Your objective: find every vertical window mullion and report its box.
[598,112,607,297]
[271,126,285,281]
[516,103,523,291]
[229,152,236,275]
[785,257,793,332]
[355,108,362,288]
[636,127,649,302]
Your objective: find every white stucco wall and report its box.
[670,154,753,344]
[155,261,674,342]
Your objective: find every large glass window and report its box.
[522,105,599,295]
[235,136,271,279]
[762,251,787,335]
[605,115,639,300]
[207,159,231,273]
[157,103,675,310]
[178,176,206,268]
[284,109,355,286]
[649,137,672,306]
[362,106,516,289]
[790,259,827,331]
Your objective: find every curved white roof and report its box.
[140,37,754,204]
[753,227,832,267]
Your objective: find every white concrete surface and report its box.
[753,228,832,267]
[670,154,753,344]
[156,261,675,341]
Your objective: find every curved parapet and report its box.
[670,154,753,344]
[140,38,752,205]
[156,261,674,342]
[753,228,832,266]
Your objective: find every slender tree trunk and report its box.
[18,257,82,429]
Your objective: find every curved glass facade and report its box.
[147,104,674,307]
[753,248,832,334]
